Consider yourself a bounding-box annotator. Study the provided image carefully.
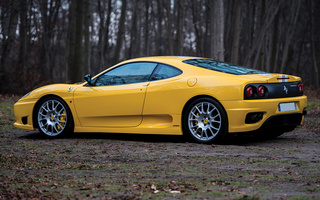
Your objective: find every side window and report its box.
[151,64,182,81]
[95,62,157,86]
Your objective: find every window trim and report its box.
[89,61,159,86]
[149,63,183,81]
[183,59,266,75]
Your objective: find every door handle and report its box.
[143,83,150,86]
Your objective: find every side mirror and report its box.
[84,74,93,85]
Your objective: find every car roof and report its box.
[120,56,203,65]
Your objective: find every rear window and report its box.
[183,59,266,75]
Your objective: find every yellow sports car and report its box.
[14,56,307,143]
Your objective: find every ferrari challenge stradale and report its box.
[14,56,307,143]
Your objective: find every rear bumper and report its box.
[259,113,303,132]
[222,95,307,133]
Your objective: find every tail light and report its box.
[258,86,266,97]
[298,83,304,94]
[246,86,254,97]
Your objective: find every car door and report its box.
[143,63,183,116]
[73,62,157,127]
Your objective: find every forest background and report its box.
[0,0,319,95]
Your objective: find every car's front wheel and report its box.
[183,98,228,144]
[36,97,73,137]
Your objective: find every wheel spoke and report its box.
[51,100,55,111]
[207,104,211,113]
[41,105,48,112]
[57,119,66,124]
[207,127,214,135]
[201,129,208,139]
[209,119,221,124]
[53,103,59,111]
[195,106,201,114]
[57,107,64,114]
[211,114,220,119]
[46,102,50,111]
[41,122,48,129]
[210,124,219,131]
[208,107,216,114]
[199,129,204,138]
[201,103,204,113]
[56,122,63,130]
[53,124,59,133]
[191,112,199,118]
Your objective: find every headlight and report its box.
[20,91,31,100]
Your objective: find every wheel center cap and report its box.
[51,115,55,121]
[204,119,208,124]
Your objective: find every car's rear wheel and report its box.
[36,97,73,137]
[183,98,228,143]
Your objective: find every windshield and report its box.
[183,59,267,75]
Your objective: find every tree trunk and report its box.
[310,0,319,88]
[18,0,27,76]
[70,0,84,83]
[191,0,202,56]
[175,0,184,55]
[165,0,173,55]
[83,0,91,75]
[113,0,127,64]
[245,0,282,68]
[0,0,19,81]
[231,0,241,64]
[270,6,280,72]
[210,0,224,61]
[156,0,163,55]
[104,0,112,67]
[204,0,210,57]
[279,0,301,73]
[97,0,104,71]
[144,0,149,56]
[66,0,77,82]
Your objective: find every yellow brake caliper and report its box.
[195,113,201,134]
[57,111,66,131]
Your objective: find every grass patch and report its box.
[307,101,320,114]
[0,99,16,132]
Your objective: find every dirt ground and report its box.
[0,92,319,199]
[0,115,319,199]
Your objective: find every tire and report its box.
[36,97,73,138]
[183,97,228,144]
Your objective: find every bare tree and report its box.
[309,0,319,88]
[165,0,173,55]
[231,0,241,64]
[175,0,185,55]
[245,1,282,68]
[279,0,301,73]
[83,0,91,75]
[113,0,127,64]
[69,0,84,83]
[0,0,19,93]
[144,0,150,56]
[210,0,224,61]
[0,0,319,93]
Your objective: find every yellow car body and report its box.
[14,56,307,143]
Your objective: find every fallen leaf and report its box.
[169,190,181,194]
